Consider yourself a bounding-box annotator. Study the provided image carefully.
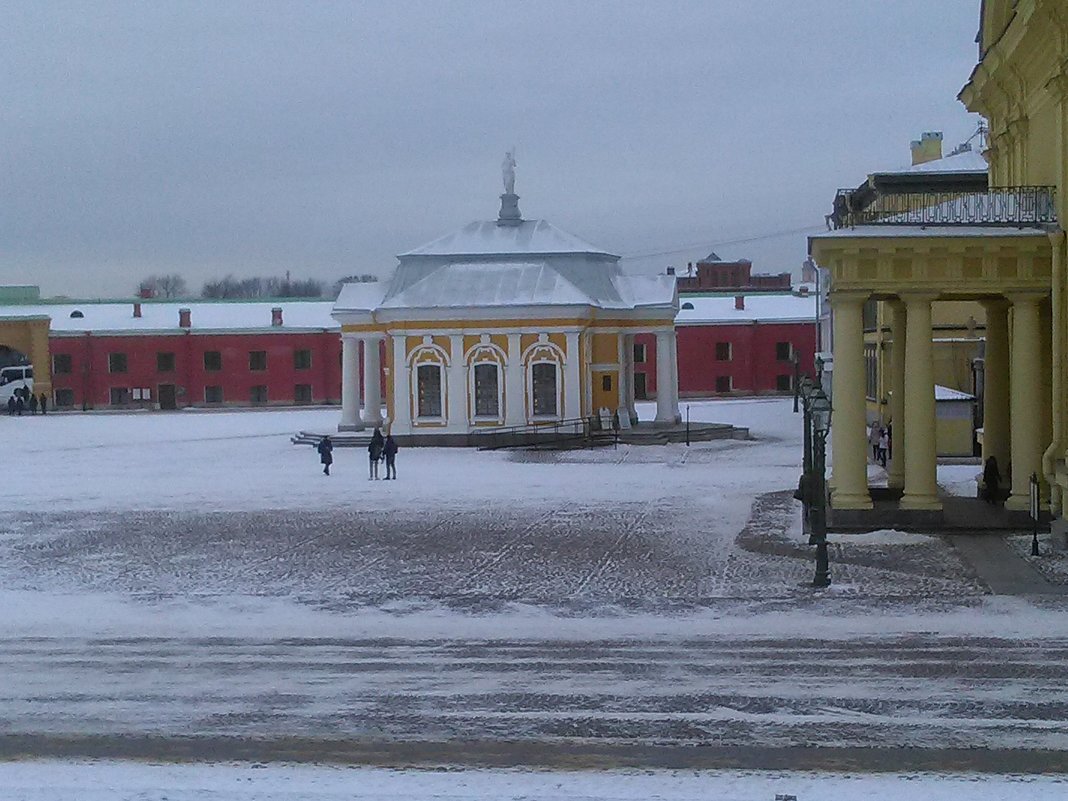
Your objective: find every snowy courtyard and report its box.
[4,399,1068,772]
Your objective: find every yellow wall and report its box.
[0,318,53,398]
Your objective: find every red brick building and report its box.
[675,253,792,294]
[635,291,817,399]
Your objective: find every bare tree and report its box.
[138,274,187,298]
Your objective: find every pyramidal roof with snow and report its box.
[399,219,617,258]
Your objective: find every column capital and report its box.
[1005,290,1047,306]
[341,331,362,342]
[898,291,939,305]
[980,296,1011,312]
[829,290,869,307]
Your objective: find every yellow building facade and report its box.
[812,0,1066,520]
[331,183,681,443]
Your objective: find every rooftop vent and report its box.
[681,302,694,310]
[179,308,191,328]
[271,307,283,327]
[735,296,745,311]
[69,310,84,318]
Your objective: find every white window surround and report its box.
[522,340,565,420]
[409,344,449,423]
[528,359,561,419]
[468,349,505,423]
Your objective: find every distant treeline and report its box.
[138,273,378,300]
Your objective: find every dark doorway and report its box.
[634,372,648,400]
[158,383,177,410]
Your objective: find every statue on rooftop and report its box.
[502,149,517,195]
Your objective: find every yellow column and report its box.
[1043,234,1065,514]
[981,299,1011,472]
[887,300,906,490]
[1007,293,1046,511]
[900,293,941,511]
[830,292,872,510]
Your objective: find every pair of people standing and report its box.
[868,420,891,469]
[368,428,398,480]
[316,429,398,479]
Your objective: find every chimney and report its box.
[133,302,142,318]
[735,295,745,311]
[271,306,283,327]
[798,286,810,296]
[666,266,675,276]
[179,308,191,328]
[910,131,943,166]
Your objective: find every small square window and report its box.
[53,354,73,375]
[108,353,128,373]
[250,385,268,404]
[715,375,732,393]
[54,388,75,407]
[632,343,646,364]
[157,352,175,372]
[249,351,267,371]
[204,385,224,404]
[109,386,130,405]
[776,374,793,392]
[294,349,312,370]
[294,384,313,404]
[776,342,793,361]
[715,342,732,362]
[204,351,222,371]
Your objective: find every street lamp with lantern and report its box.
[809,390,832,588]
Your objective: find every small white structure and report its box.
[331,169,680,442]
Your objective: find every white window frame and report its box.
[471,361,503,422]
[415,362,445,421]
[528,359,561,419]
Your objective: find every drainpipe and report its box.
[1043,231,1066,513]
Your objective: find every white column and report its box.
[338,334,364,431]
[829,293,872,509]
[391,335,411,435]
[899,293,941,511]
[625,333,638,423]
[887,300,906,490]
[654,329,675,424]
[616,332,627,412]
[564,331,582,418]
[668,328,681,421]
[505,333,526,426]
[448,334,467,431]
[362,335,383,428]
[1007,293,1045,511]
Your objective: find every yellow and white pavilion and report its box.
[331,165,680,443]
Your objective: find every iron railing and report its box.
[829,186,1057,229]
[473,415,615,451]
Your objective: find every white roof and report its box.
[675,293,817,324]
[400,219,615,258]
[380,262,595,309]
[935,384,975,401]
[0,300,338,333]
[875,149,989,177]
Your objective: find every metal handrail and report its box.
[474,415,610,451]
[829,186,1057,229]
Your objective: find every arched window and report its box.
[681,302,694,310]
[531,362,558,417]
[70,310,84,318]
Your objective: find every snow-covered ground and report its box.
[3,399,1068,776]
[3,762,1067,801]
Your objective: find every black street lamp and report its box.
[809,391,832,588]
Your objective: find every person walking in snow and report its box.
[15,394,24,416]
[28,393,38,414]
[317,435,334,476]
[877,429,888,468]
[868,420,882,462]
[38,393,47,414]
[383,433,398,480]
[982,455,1002,505]
[6,396,14,416]
[368,428,384,480]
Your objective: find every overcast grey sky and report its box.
[2,1,983,298]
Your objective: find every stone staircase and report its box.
[290,430,372,447]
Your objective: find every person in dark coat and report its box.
[368,428,384,480]
[39,393,47,414]
[6,396,14,416]
[15,394,24,416]
[317,435,334,476]
[383,434,398,480]
[28,393,38,414]
[982,456,1002,505]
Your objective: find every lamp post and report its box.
[792,351,801,413]
[810,391,832,587]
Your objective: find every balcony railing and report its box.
[829,186,1058,230]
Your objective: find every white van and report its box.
[0,365,34,406]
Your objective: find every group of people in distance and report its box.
[867,420,892,469]
[315,428,399,480]
[6,388,47,416]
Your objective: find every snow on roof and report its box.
[379,262,596,309]
[876,149,989,177]
[399,219,616,258]
[0,300,338,333]
[811,225,1048,240]
[612,274,676,307]
[675,293,817,324]
[935,384,975,401]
